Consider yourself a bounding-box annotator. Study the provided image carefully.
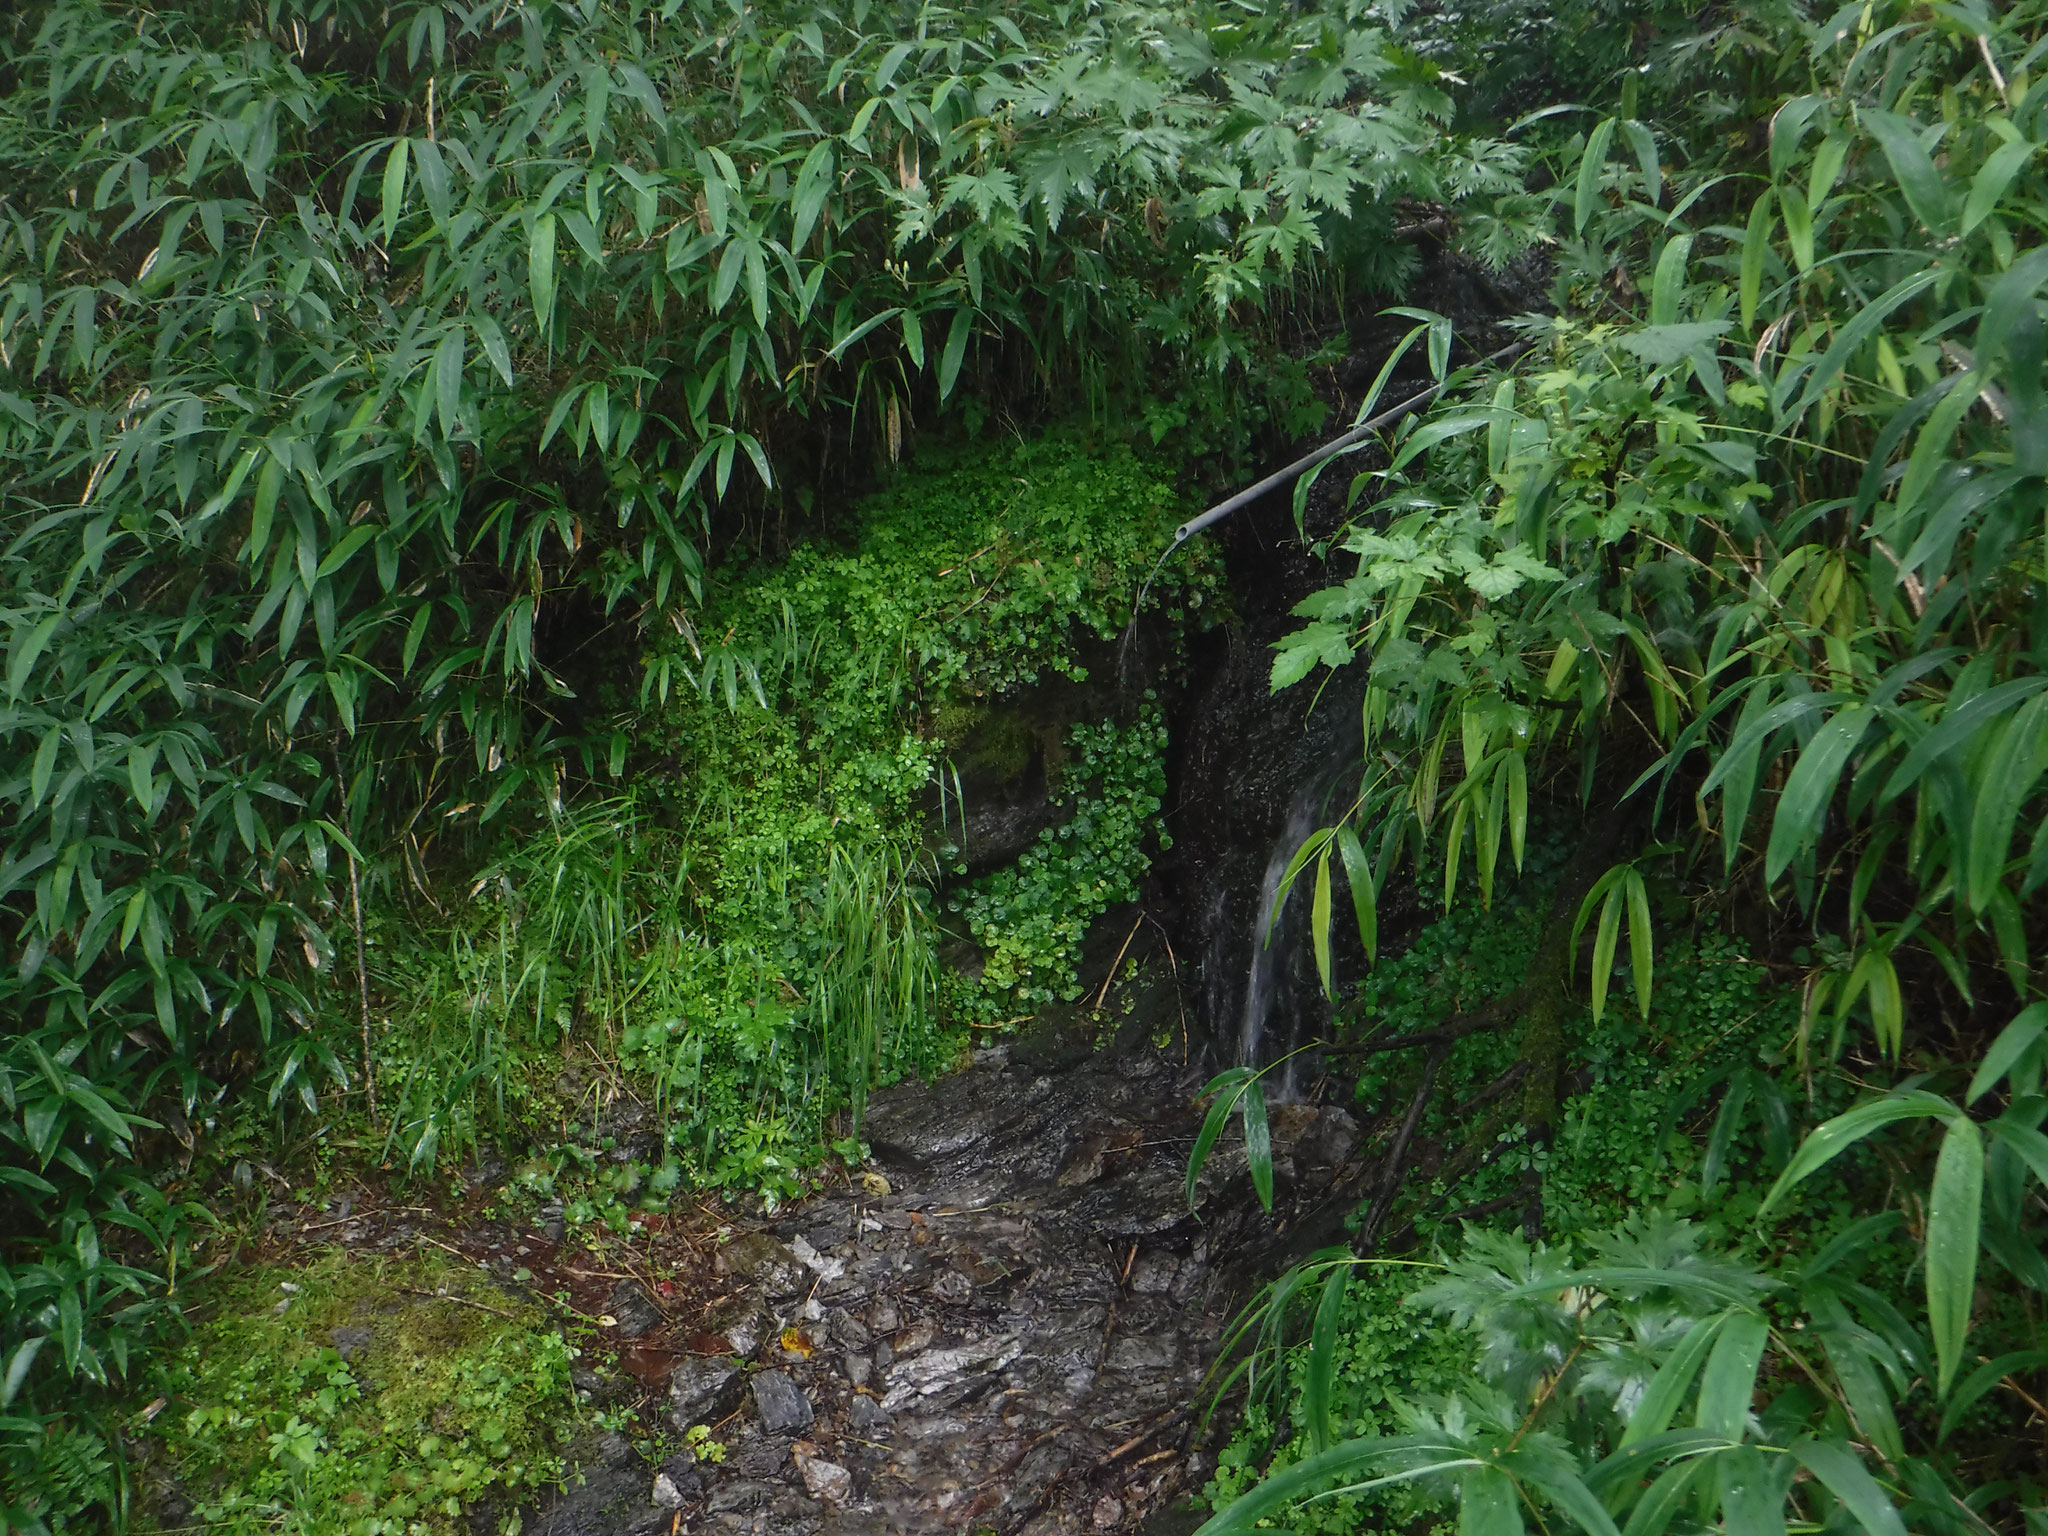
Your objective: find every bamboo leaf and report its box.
[529,213,558,334]
[1757,1091,1956,1217]
[1624,869,1653,1020]
[1968,1002,2048,1103]
[381,137,409,244]
[1779,272,1938,429]
[1620,1310,1729,1446]
[1926,1115,1983,1397]
[1862,108,1957,236]
[1575,118,1617,233]
[1305,1262,1348,1453]
[1938,1349,2048,1442]
[1740,188,1774,328]
[1765,706,1872,884]
[1788,1440,1905,1536]
[1590,883,1623,1023]
[1311,846,1334,999]
[1243,1078,1273,1213]
[1186,1068,1253,1208]
[1962,138,2035,235]
[1335,824,1377,963]
[938,308,972,400]
[1694,1309,1767,1438]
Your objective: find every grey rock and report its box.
[930,1268,973,1303]
[842,1349,872,1389]
[605,1278,664,1339]
[1129,1250,1179,1295]
[670,1355,743,1428]
[1105,1334,1179,1372]
[794,1449,853,1504]
[710,1294,776,1358]
[652,1471,686,1509]
[721,1232,809,1296]
[848,1394,891,1433]
[523,1465,668,1536]
[751,1371,814,1434]
[891,1319,936,1356]
[828,1310,871,1348]
[564,1429,636,1472]
[709,1480,776,1514]
[329,1324,373,1360]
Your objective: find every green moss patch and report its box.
[142,1251,573,1536]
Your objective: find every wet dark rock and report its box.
[670,1355,743,1428]
[847,1394,891,1432]
[654,1452,706,1503]
[330,1324,373,1360]
[794,1445,854,1504]
[710,1293,777,1357]
[604,1279,664,1339]
[531,1040,1294,1535]
[752,1371,815,1434]
[523,1465,666,1536]
[565,1429,637,1472]
[721,1233,809,1296]
[709,1480,777,1514]
[1129,1250,1178,1295]
[570,1360,630,1404]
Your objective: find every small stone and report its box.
[892,1319,936,1356]
[868,1301,900,1333]
[657,1452,706,1503]
[790,1234,846,1283]
[710,1294,776,1357]
[795,1449,853,1505]
[329,1325,373,1361]
[872,1340,893,1371]
[670,1356,742,1428]
[930,1268,973,1303]
[829,1310,871,1348]
[653,1472,686,1509]
[720,1233,809,1296]
[1092,1496,1123,1529]
[848,1394,891,1433]
[843,1350,872,1389]
[605,1278,665,1339]
[752,1371,815,1434]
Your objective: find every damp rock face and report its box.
[670,1356,743,1428]
[525,1037,1351,1535]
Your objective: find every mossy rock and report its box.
[140,1250,575,1535]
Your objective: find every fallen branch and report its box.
[1324,991,1526,1057]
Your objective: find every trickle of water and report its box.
[1237,757,1352,1094]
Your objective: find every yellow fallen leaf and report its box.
[779,1327,813,1359]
